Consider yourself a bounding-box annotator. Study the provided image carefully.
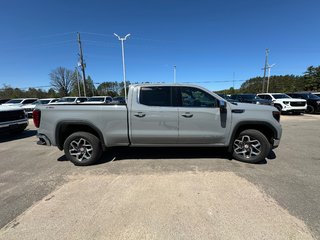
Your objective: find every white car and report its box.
[53,97,88,104]
[83,96,113,104]
[257,93,307,114]
[2,98,38,107]
[22,98,58,117]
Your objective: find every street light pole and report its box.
[173,65,176,83]
[114,33,130,101]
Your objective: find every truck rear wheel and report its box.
[63,131,102,166]
[232,129,271,163]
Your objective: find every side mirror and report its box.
[76,100,81,104]
[219,100,227,113]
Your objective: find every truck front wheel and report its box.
[63,131,102,166]
[232,129,271,163]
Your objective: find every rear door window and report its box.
[139,87,172,106]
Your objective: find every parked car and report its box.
[286,92,320,114]
[0,105,28,133]
[0,99,11,104]
[53,97,88,104]
[230,94,273,105]
[84,96,113,104]
[112,96,126,104]
[217,94,233,102]
[312,92,320,98]
[22,98,58,117]
[34,84,282,166]
[2,98,38,107]
[257,93,306,114]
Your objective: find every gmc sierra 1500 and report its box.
[34,84,282,166]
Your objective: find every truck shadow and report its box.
[94,147,276,165]
[0,129,37,143]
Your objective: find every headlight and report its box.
[283,101,289,104]
[317,101,320,104]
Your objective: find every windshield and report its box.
[241,94,257,100]
[272,94,291,99]
[39,100,51,104]
[306,93,320,99]
[57,98,76,102]
[6,99,23,103]
[88,97,104,102]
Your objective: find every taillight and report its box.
[33,109,41,128]
[272,111,280,122]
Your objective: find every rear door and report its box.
[130,86,179,144]
[176,86,230,144]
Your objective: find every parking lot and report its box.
[0,114,320,239]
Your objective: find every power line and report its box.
[181,80,245,83]
[0,85,51,90]
[80,32,114,38]
[0,32,76,45]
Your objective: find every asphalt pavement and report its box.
[0,115,319,239]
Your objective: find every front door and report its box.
[177,86,230,144]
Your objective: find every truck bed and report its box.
[38,104,129,147]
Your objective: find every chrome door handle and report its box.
[134,112,146,118]
[182,113,193,118]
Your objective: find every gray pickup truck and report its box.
[34,84,282,166]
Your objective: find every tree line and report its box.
[1,65,319,99]
[0,67,129,99]
[217,65,320,94]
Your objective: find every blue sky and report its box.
[0,0,319,91]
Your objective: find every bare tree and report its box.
[50,67,75,97]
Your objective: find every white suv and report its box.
[257,93,307,114]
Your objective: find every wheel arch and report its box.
[55,121,106,151]
[228,121,278,152]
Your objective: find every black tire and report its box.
[306,105,314,114]
[274,104,282,112]
[63,131,102,166]
[232,129,271,163]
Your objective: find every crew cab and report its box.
[34,84,282,166]
[257,93,307,114]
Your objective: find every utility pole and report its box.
[75,67,81,97]
[114,33,130,101]
[233,72,235,89]
[173,65,176,83]
[266,64,276,93]
[77,32,87,97]
[262,48,269,92]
